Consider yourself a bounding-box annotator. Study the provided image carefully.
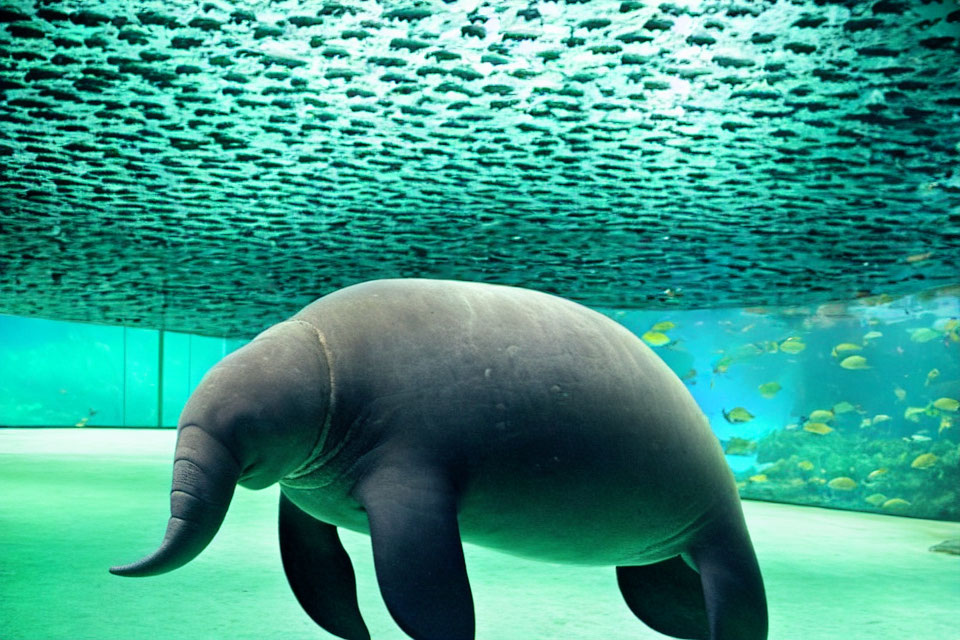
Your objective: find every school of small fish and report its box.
[709,303,957,519]
[5,1,956,336]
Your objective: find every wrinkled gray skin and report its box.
[112,279,767,640]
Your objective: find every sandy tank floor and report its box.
[1,428,957,640]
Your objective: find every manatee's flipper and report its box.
[619,515,767,640]
[688,521,768,640]
[616,555,708,639]
[353,463,474,640]
[278,492,370,640]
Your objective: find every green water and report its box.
[2,429,958,640]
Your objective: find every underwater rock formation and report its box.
[738,426,960,520]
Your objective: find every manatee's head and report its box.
[110,320,330,577]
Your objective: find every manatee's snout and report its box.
[109,425,243,577]
[111,320,331,577]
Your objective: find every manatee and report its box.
[111,278,767,640]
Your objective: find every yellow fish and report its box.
[860,418,872,428]
[866,468,888,481]
[651,321,676,332]
[808,409,835,422]
[797,460,814,471]
[832,401,856,414]
[779,338,806,354]
[910,453,938,469]
[894,386,907,401]
[940,416,953,434]
[865,493,887,506]
[641,330,670,347]
[803,422,833,435]
[831,343,862,358]
[925,368,940,386]
[827,477,857,491]
[748,474,768,483]
[881,498,910,511]
[758,382,782,398]
[910,327,940,343]
[840,355,870,370]
[872,414,892,425]
[722,407,755,423]
[932,397,959,412]
[904,406,926,422]
[863,331,883,341]
[713,355,733,374]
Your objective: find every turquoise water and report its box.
[1,1,959,638]
[0,314,244,427]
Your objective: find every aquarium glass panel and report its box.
[161,331,246,427]
[0,315,245,428]
[162,331,191,428]
[0,315,124,427]
[122,326,159,427]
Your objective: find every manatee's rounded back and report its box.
[293,279,733,563]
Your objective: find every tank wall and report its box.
[0,315,244,427]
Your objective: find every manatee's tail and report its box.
[616,512,767,640]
